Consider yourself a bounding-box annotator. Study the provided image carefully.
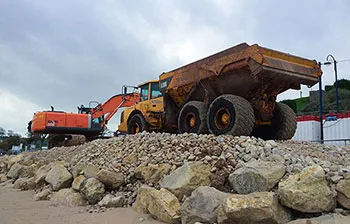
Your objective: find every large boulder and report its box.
[160,162,211,199]
[181,186,229,224]
[148,188,181,224]
[336,179,350,209]
[278,165,335,213]
[98,194,124,208]
[217,192,292,224]
[228,160,286,194]
[96,169,124,190]
[72,175,86,191]
[34,165,51,185]
[133,186,181,224]
[6,163,25,180]
[80,177,105,204]
[286,214,350,224]
[45,164,73,191]
[51,188,88,206]
[133,186,157,213]
[135,164,171,183]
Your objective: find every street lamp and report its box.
[318,62,324,144]
[324,54,339,113]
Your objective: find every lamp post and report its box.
[318,62,324,144]
[324,54,339,113]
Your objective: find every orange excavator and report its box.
[28,86,139,148]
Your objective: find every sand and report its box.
[0,183,162,224]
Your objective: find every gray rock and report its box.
[96,169,124,190]
[83,164,100,178]
[98,194,124,208]
[286,214,350,224]
[7,154,24,169]
[336,179,350,209]
[6,163,24,180]
[278,165,335,213]
[72,175,85,191]
[51,188,88,206]
[45,163,73,191]
[13,177,35,190]
[72,162,84,178]
[181,186,229,224]
[135,164,171,184]
[229,160,286,194]
[0,174,8,183]
[136,187,181,224]
[34,165,51,185]
[217,192,292,224]
[160,162,211,199]
[34,188,52,201]
[80,177,105,204]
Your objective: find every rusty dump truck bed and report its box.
[159,43,322,106]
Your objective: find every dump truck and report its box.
[118,43,322,140]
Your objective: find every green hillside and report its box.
[281,79,350,115]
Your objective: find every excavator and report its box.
[28,86,140,148]
[29,43,323,147]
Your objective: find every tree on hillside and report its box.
[337,79,350,91]
[0,127,5,138]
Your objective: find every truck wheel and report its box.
[178,101,208,134]
[253,103,297,140]
[128,114,148,134]
[207,94,254,136]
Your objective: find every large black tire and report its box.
[127,114,148,134]
[252,102,297,140]
[178,101,208,134]
[207,94,255,136]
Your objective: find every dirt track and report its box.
[0,184,162,224]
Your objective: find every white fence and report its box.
[292,113,350,146]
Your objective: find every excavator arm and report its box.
[91,93,140,128]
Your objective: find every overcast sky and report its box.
[1,0,350,135]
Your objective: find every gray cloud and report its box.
[0,0,349,134]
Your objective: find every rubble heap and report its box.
[1,132,350,224]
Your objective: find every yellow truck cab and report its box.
[118,80,164,133]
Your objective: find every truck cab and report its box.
[118,80,164,133]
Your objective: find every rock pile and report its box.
[0,132,349,223]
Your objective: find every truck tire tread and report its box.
[275,103,297,140]
[178,101,208,134]
[208,94,254,136]
[128,114,148,134]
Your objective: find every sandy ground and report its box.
[0,183,162,224]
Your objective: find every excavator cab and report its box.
[77,105,92,114]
